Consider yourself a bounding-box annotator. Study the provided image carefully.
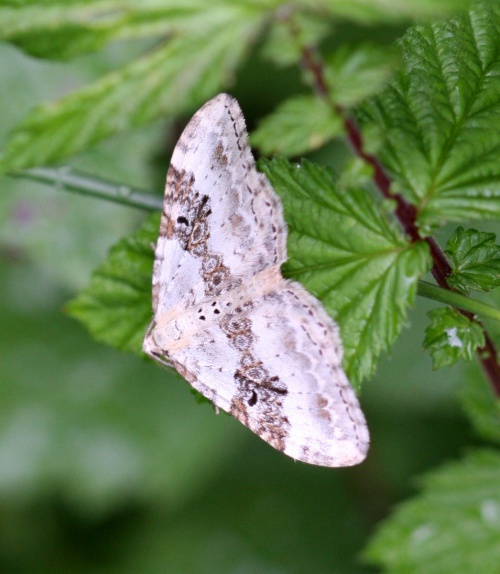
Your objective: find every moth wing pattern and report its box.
[159,274,368,467]
[152,93,286,317]
[144,93,370,467]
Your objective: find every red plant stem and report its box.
[300,43,500,396]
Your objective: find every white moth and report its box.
[143,93,369,467]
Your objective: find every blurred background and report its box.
[0,21,488,574]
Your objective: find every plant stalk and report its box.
[12,166,162,211]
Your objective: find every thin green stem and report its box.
[11,166,162,211]
[418,280,500,322]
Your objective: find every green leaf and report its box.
[9,24,119,60]
[0,4,266,173]
[445,226,500,295]
[66,212,157,355]
[360,0,500,229]
[460,372,500,445]
[259,157,431,388]
[0,2,153,60]
[364,449,500,574]
[0,0,128,60]
[0,1,275,60]
[0,2,125,41]
[250,95,343,157]
[324,43,399,108]
[254,45,398,158]
[423,307,485,369]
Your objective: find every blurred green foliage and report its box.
[0,1,499,573]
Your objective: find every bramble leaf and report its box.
[445,226,500,295]
[0,3,266,173]
[324,43,399,108]
[360,0,500,229]
[254,43,398,157]
[66,213,157,355]
[0,2,167,59]
[364,449,500,574]
[250,95,343,157]
[423,307,484,369]
[260,157,431,388]
[0,1,277,59]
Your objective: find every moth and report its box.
[143,93,369,467]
